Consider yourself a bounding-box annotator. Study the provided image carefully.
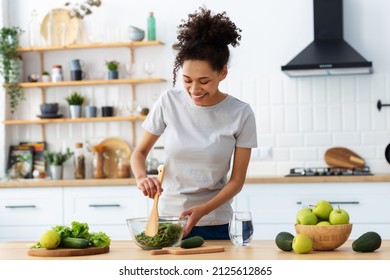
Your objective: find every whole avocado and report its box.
[275,232,294,251]
[352,232,382,252]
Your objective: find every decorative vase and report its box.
[69,105,82,118]
[108,70,119,80]
[50,165,63,180]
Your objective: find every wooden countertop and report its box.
[1,174,389,188]
[1,240,389,260]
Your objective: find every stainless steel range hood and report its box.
[281,0,373,77]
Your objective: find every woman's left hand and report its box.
[180,205,209,237]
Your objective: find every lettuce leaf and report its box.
[88,232,111,247]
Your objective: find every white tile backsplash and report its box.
[4,73,390,177]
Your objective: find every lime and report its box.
[39,229,61,249]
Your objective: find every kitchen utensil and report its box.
[145,165,165,237]
[99,137,131,178]
[150,245,224,255]
[385,143,390,164]
[27,246,109,257]
[324,147,365,169]
[41,9,80,46]
[129,26,145,41]
[126,216,187,250]
[295,224,352,251]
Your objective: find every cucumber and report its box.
[275,232,294,251]
[180,236,204,249]
[60,237,90,249]
[352,232,382,252]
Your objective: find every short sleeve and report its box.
[236,105,258,148]
[141,91,167,136]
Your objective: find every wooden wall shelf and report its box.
[2,115,147,125]
[19,78,166,88]
[17,41,164,52]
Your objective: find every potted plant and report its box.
[41,71,51,82]
[105,60,119,79]
[0,26,24,114]
[65,91,84,118]
[44,148,73,180]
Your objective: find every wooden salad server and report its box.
[145,165,165,237]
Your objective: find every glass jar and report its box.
[51,65,63,82]
[117,156,130,178]
[74,142,86,179]
[93,150,105,178]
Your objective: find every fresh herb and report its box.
[65,91,84,105]
[105,60,119,71]
[44,148,74,166]
[135,223,183,248]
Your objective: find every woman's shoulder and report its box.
[225,95,254,113]
[159,88,188,105]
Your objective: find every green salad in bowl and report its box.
[126,216,187,250]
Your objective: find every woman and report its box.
[130,8,257,239]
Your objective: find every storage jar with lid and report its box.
[74,142,86,179]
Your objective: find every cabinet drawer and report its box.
[235,183,390,224]
[63,186,148,225]
[0,187,62,226]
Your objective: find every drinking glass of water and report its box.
[229,211,254,246]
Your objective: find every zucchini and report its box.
[180,236,204,249]
[60,237,90,249]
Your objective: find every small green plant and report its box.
[65,91,84,105]
[0,26,24,114]
[44,148,74,166]
[42,71,50,75]
[105,60,119,71]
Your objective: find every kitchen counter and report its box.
[1,240,389,260]
[1,174,390,188]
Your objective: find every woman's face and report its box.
[182,60,227,107]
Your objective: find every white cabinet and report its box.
[234,182,390,240]
[63,186,149,240]
[0,185,148,242]
[0,187,63,242]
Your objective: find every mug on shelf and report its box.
[101,106,114,117]
[71,70,86,81]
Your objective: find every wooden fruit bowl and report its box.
[295,224,352,251]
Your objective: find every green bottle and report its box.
[147,12,156,41]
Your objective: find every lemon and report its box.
[39,230,61,249]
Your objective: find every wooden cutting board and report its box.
[27,246,109,257]
[150,245,224,255]
[324,147,365,168]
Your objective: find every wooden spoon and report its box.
[145,165,165,237]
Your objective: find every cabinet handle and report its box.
[88,204,121,208]
[5,205,36,209]
[296,201,359,205]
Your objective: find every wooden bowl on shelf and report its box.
[295,223,352,251]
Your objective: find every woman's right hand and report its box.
[136,176,163,199]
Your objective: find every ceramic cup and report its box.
[69,59,85,71]
[85,106,97,118]
[71,70,86,81]
[102,106,114,117]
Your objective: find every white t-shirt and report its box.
[142,88,258,226]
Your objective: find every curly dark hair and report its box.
[172,7,242,86]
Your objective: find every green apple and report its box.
[298,212,318,225]
[296,207,312,224]
[292,233,313,254]
[329,206,350,225]
[312,200,333,220]
[316,221,331,226]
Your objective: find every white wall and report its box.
[2,0,390,177]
